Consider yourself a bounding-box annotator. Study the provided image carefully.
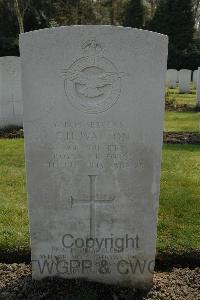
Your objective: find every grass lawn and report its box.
[164,111,200,132]
[0,139,28,251]
[0,140,199,253]
[166,86,197,107]
[159,144,200,251]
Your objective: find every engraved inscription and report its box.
[61,40,124,114]
[47,120,145,171]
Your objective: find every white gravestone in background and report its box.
[20,26,168,288]
[166,69,178,88]
[0,57,23,128]
[193,70,198,89]
[197,68,200,108]
[178,69,192,93]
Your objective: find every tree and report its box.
[145,0,159,17]
[14,0,30,33]
[0,0,55,55]
[150,0,195,50]
[123,0,145,28]
[0,0,19,55]
[94,0,127,25]
[149,0,197,69]
[193,0,200,29]
[53,0,96,25]
[172,0,195,49]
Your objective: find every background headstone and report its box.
[197,68,200,108]
[178,69,192,93]
[193,70,198,89]
[166,69,178,88]
[0,57,23,128]
[20,26,168,287]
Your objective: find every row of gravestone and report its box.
[0,56,23,128]
[166,68,200,93]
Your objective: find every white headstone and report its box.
[166,69,178,88]
[178,69,192,93]
[0,57,23,128]
[19,26,168,288]
[193,70,198,89]
[197,68,200,108]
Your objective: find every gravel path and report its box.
[0,264,199,299]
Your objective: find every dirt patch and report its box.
[0,127,23,139]
[0,249,30,265]
[155,250,200,271]
[164,132,200,144]
[165,103,199,112]
[1,249,200,273]
[0,264,199,300]
[0,128,200,145]
[0,249,200,271]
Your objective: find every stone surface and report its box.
[166,69,178,88]
[0,57,23,128]
[197,68,200,107]
[193,70,198,89]
[178,69,192,93]
[19,25,168,288]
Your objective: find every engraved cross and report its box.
[71,175,115,239]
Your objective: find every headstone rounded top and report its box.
[179,69,191,72]
[0,56,20,60]
[20,25,168,41]
[20,25,168,116]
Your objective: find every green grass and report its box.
[164,86,200,132]
[164,111,200,132]
[0,139,29,251]
[158,144,200,251]
[0,140,200,253]
[166,86,197,107]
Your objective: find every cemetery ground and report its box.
[0,88,199,299]
[0,144,199,299]
[164,112,200,132]
[165,86,196,109]
[0,140,199,256]
[0,110,200,299]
